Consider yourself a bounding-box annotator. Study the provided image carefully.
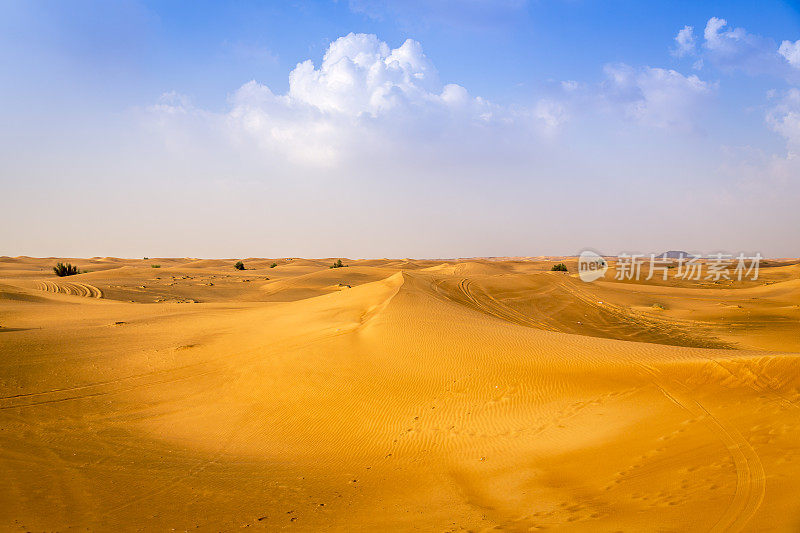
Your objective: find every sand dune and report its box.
[0,257,799,531]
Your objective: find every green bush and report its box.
[151,264,161,268]
[270,262,278,268]
[551,262,568,272]
[234,261,245,270]
[330,259,346,269]
[53,262,79,277]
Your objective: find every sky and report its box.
[1,0,799,258]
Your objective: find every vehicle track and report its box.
[36,280,103,299]
[558,277,731,348]
[636,362,765,532]
[433,277,560,332]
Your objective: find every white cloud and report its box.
[703,17,737,51]
[601,63,714,130]
[719,89,800,194]
[700,17,787,76]
[560,80,579,92]
[671,17,800,81]
[673,25,696,57]
[148,33,564,168]
[767,88,800,154]
[286,34,442,115]
[765,88,800,189]
[150,91,193,115]
[533,99,567,130]
[146,32,722,182]
[779,40,800,69]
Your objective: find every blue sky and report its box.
[2,1,800,257]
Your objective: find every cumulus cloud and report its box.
[673,25,696,57]
[601,63,714,130]
[704,17,741,52]
[146,32,726,185]
[148,33,563,168]
[703,17,777,73]
[286,34,442,115]
[779,40,800,69]
[673,17,800,80]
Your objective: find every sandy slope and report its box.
[0,257,799,531]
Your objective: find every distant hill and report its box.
[661,250,696,259]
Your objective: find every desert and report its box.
[1,256,799,531]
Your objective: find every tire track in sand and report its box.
[557,277,731,348]
[36,280,103,299]
[434,277,560,332]
[636,362,765,533]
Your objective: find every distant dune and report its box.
[1,256,799,531]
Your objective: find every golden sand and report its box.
[1,256,799,531]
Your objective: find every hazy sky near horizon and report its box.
[2,0,799,258]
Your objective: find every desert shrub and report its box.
[234,261,245,270]
[143,257,149,260]
[53,262,79,277]
[270,262,278,268]
[151,264,161,268]
[551,263,568,272]
[330,259,346,269]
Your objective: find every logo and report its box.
[578,250,608,282]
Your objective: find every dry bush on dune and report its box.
[53,262,79,277]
